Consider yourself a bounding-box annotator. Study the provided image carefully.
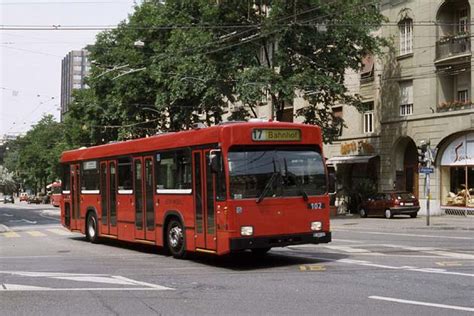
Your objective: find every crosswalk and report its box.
[0,228,75,238]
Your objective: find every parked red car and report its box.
[359,191,420,219]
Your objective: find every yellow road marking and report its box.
[26,231,47,237]
[46,228,72,236]
[299,264,326,271]
[2,231,20,238]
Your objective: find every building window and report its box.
[73,66,82,72]
[399,19,413,55]
[362,102,374,134]
[458,8,469,33]
[399,81,413,116]
[458,89,469,102]
[332,106,343,136]
[440,134,474,208]
[360,55,374,82]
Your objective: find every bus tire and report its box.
[166,218,186,259]
[86,212,99,243]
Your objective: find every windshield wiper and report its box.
[256,171,279,204]
[284,158,309,202]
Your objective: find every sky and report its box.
[0,0,140,136]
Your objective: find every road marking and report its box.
[25,231,47,237]
[8,219,37,224]
[0,271,173,291]
[334,229,474,240]
[299,265,326,271]
[46,228,72,236]
[436,261,463,267]
[369,296,474,312]
[325,245,371,253]
[336,259,474,278]
[2,231,20,238]
[1,286,171,292]
[1,213,13,217]
[369,244,474,260]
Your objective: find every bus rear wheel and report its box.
[86,212,99,243]
[167,219,187,259]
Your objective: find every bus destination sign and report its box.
[252,129,301,142]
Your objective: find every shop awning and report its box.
[326,155,377,165]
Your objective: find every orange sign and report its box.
[340,140,374,156]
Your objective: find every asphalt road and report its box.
[1,203,473,316]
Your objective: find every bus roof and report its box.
[60,121,322,163]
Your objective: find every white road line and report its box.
[335,229,474,240]
[332,238,364,243]
[325,245,371,253]
[1,285,171,292]
[369,296,474,312]
[337,259,474,278]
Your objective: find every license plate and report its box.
[313,232,326,238]
[405,202,414,206]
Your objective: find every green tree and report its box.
[65,0,386,145]
[4,115,67,194]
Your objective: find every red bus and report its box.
[47,181,62,207]
[60,121,331,258]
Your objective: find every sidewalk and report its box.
[331,214,473,231]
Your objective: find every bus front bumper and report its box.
[229,231,331,251]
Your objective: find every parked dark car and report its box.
[3,195,14,204]
[27,195,42,204]
[359,191,420,219]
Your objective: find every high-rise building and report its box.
[60,50,90,121]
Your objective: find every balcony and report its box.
[435,34,471,63]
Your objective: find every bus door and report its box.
[133,157,155,241]
[192,150,217,251]
[100,161,118,236]
[70,164,81,231]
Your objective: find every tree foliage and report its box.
[3,115,67,194]
[65,0,386,145]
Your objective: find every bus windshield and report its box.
[227,146,327,200]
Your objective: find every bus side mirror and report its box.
[327,166,336,194]
[209,149,222,173]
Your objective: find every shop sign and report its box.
[441,133,474,166]
[340,140,374,156]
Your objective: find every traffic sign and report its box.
[419,167,434,174]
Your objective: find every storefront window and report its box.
[440,133,474,208]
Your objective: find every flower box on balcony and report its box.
[437,100,473,112]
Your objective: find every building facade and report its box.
[60,50,90,122]
[319,0,474,216]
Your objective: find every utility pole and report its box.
[418,140,434,226]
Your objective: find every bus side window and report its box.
[155,149,192,192]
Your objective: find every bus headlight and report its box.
[311,221,322,231]
[241,226,254,236]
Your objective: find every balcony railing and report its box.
[435,35,471,61]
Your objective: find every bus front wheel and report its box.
[86,212,99,243]
[166,219,187,259]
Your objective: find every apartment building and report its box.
[315,0,474,216]
[60,49,90,122]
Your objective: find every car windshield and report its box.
[227,146,327,200]
[397,193,416,200]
